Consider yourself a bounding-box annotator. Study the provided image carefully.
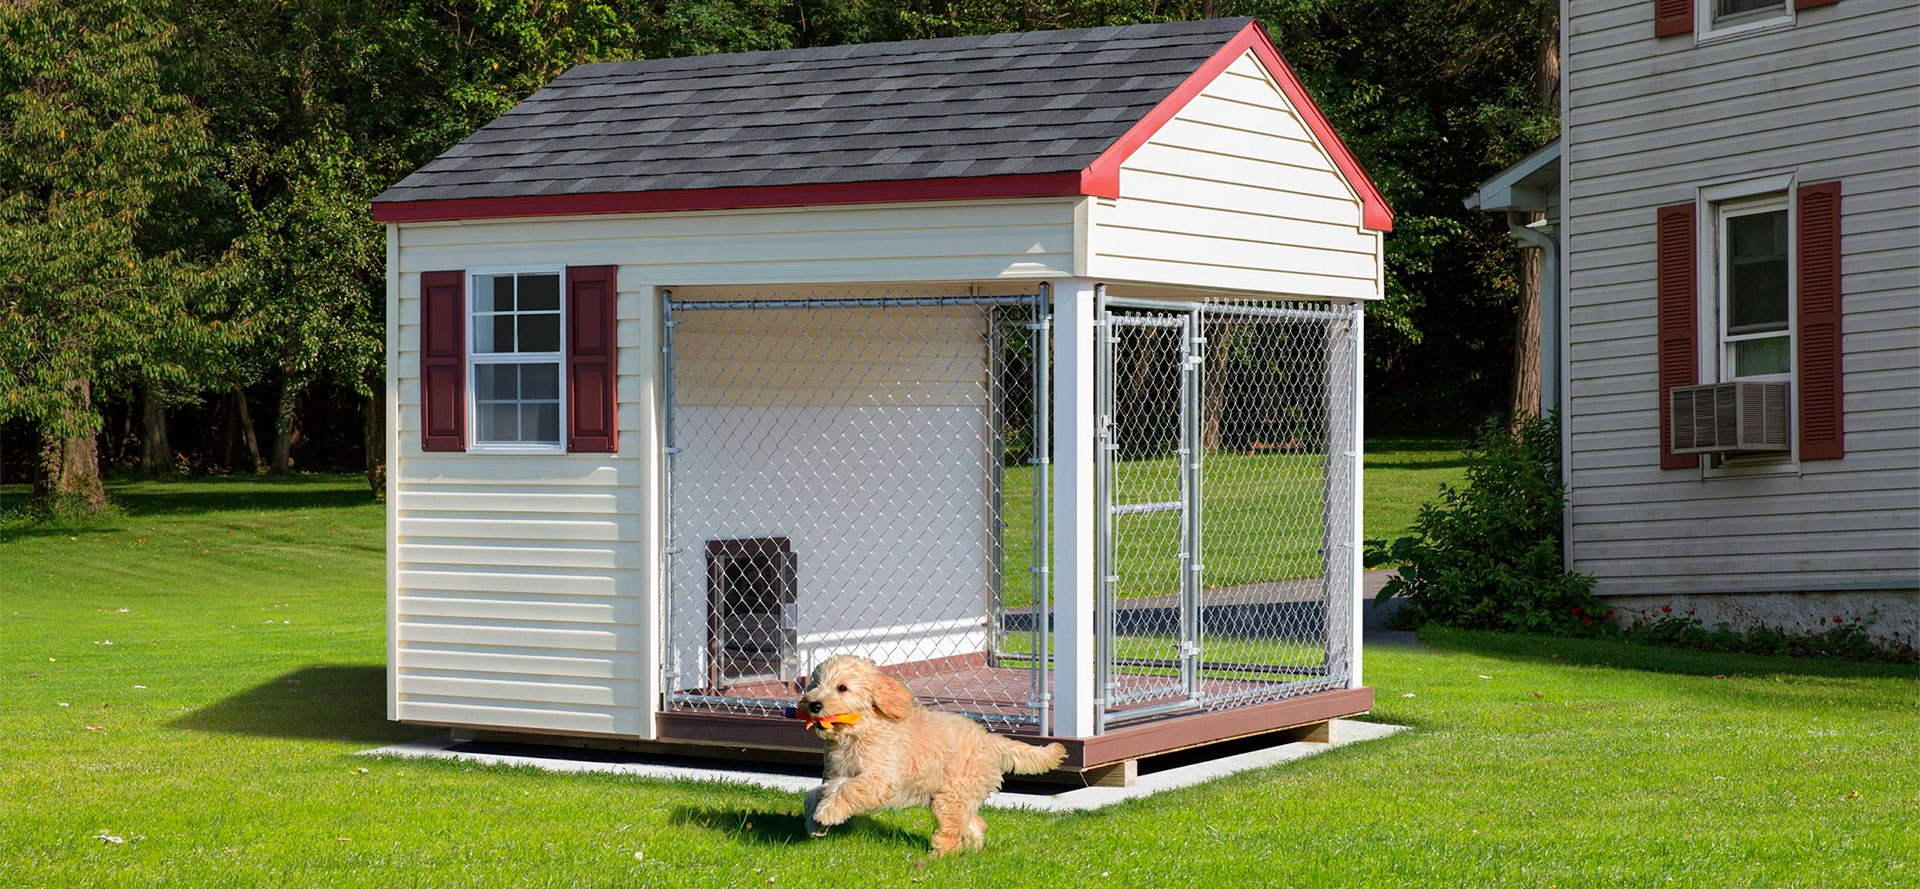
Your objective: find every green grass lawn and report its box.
[5,472,1914,888]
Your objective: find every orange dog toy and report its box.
[783,707,861,731]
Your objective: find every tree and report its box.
[0,0,235,512]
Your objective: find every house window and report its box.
[470,269,563,449]
[1717,197,1791,381]
[1714,0,1785,24]
[1698,0,1792,39]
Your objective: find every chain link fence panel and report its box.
[662,290,1051,730]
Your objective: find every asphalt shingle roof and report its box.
[375,18,1253,204]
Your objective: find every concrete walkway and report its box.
[1362,569,1418,647]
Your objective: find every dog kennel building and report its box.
[374,17,1389,775]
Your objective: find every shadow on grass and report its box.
[111,476,374,517]
[1418,625,1917,681]
[171,665,416,744]
[3,474,375,540]
[669,805,927,849]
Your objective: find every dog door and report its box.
[705,538,797,688]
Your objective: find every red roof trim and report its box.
[1084,20,1391,232]
[371,172,1085,223]
[372,20,1392,230]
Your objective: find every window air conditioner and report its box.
[1669,381,1790,455]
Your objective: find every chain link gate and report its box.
[1095,293,1359,729]
[661,289,1052,732]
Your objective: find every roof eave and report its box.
[1464,138,1561,213]
[369,171,1087,224]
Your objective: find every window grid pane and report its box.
[472,272,561,356]
[472,359,564,446]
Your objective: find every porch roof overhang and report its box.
[1463,138,1560,213]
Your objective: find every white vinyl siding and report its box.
[1562,0,1920,595]
[1086,51,1384,300]
[389,199,1074,737]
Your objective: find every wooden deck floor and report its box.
[694,656,1296,721]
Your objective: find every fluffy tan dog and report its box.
[797,654,1066,856]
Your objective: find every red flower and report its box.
[1661,605,1672,614]
[1687,609,1696,616]
[1833,616,1844,624]
[1571,606,1584,616]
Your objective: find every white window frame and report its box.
[1715,194,1794,385]
[1696,0,1794,44]
[1697,179,1799,476]
[466,265,567,455]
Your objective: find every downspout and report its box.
[1504,211,1567,566]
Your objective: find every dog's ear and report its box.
[869,672,915,720]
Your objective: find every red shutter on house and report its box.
[420,270,467,452]
[1654,0,1693,37]
[1656,204,1699,470]
[566,265,619,453]
[1796,181,1844,461]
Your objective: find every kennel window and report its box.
[706,538,798,688]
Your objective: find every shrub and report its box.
[1365,413,1603,634]
[1620,613,1916,663]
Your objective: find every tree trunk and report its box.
[1202,323,1235,452]
[34,379,107,513]
[362,388,385,497]
[270,375,300,475]
[1509,4,1560,425]
[1510,225,1544,422]
[139,384,173,477]
[232,385,263,472]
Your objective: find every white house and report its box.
[373,18,1393,774]
[1467,0,1919,646]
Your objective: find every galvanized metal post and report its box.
[988,306,1006,666]
[1181,304,1205,699]
[659,290,679,706]
[1031,285,1053,737]
[1347,303,1366,690]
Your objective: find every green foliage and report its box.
[0,0,240,439]
[1619,613,1916,663]
[1366,413,1602,634]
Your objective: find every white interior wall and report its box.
[666,302,994,690]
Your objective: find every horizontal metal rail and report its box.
[1113,656,1331,676]
[1111,500,1182,515]
[1108,314,1187,328]
[667,692,1037,726]
[666,294,1040,311]
[1102,295,1350,323]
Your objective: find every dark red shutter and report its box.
[1655,0,1693,36]
[1796,0,1839,10]
[1797,182,1844,461]
[420,270,466,452]
[1656,204,1699,470]
[566,265,618,453]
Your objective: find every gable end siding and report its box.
[1086,51,1383,299]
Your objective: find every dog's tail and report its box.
[994,736,1068,775]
